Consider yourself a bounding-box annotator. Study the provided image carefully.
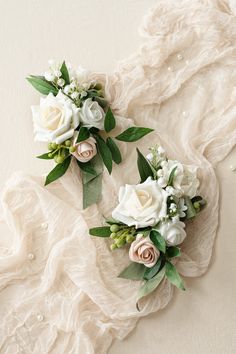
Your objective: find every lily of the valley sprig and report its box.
[27,60,153,208]
[89,145,206,310]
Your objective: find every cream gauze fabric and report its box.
[0,1,236,353]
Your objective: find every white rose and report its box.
[129,234,160,268]
[112,178,168,228]
[72,134,97,163]
[31,91,79,144]
[79,98,105,129]
[157,220,186,246]
[160,160,199,198]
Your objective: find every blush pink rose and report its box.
[129,234,160,268]
[72,136,97,163]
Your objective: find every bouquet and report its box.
[89,146,206,309]
[27,60,153,208]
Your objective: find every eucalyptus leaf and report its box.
[150,230,166,253]
[143,258,162,280]
[165,261,185,290]
[136,266,166,311]
[45,156,71,186]
[27,75,58,96]
[137,148,154,183]
[184,196,197,219]
[104,107,116,133]
[118,263,146,280]
[166,247,181,258]
[89,226,111,237]
[115,127,153,142]
[37,153,53,160]
[95,135,113,174]
[168,166,178,186]
[60,61,70,85]
[76,127,90,143]
[106,137,122,164]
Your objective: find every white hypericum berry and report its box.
[71,91,79,99]
[157,177,166,187]
[54,69,62,78]
[64,85,70,94]
[57,78,65,87]
[70,82,76,89]
[161,160,167,167]
[157,169,163,177]
[44,71,55,82]
[166,186,174,195]
[146,153,153,161]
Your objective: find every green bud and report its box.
[56,156,65,164]
[193,201,200,210]
[110,233,117,239]
[51,142,58,150]
[54,155,58,163]
[110,224,120,233]
[110,243,117,250]
[48,142,53,151]
[65,140,71,147]
[94,83,103,90]
[116,237,126,248]
[126,235,135,243]
[48,153,53,158]
[69,146,76,153]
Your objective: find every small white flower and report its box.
[44,71,55,82]
[157,177,167,187]
[166,186,174,195]
[157,219,186,246]
[157,146,165,155]
[64,85,71,94]
[146,153,153,161]
[54,69,62,78]
[71,91,79,99]
[70,82,77,90]
[157,169,163,177]
[57,78,65,87]
[161,160,167,167]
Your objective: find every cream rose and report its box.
[159,160,199,198]
[78,98,105,129]
[129,234,160,268]
[72,135,97,163]
[157,220,186,246]
[112,178,168,228]
[31,91,79,144]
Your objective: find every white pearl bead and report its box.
[41,222,48,230]
[167,66,173,72]
[182,111,187,117]
[28,253,35,261]
[230,164,236,171]
[37,314,44,322]
[185,60,189,65]
[177,54,183,61]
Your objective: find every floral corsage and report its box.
[27,60,153,208]
[89,146,206,309]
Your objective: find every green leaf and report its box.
[143,258,162,280]
[44,156,71,186]
[184,196,197,219]
[77,160,97,177]
[118,263,146,280]
[115,127,154,142]
[82,173,103,209]
[165,261,185,290]
[37,152,53,160]
[27,75,58,96]
[168,166,178,186]
[106,137,122,164]
[166,247,181,258]
[137,148,154,183]
[94,97,108,109]
[95,135,113,174]
[76,127,90,143]
[89,226,111,237]
[60,61,70,85]
[150,230,166,253]
[136,266,166,310]
[104,107,116,133]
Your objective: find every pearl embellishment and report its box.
[28,253,35,260]
[37,314,44,322]
[167,66,173,72]
[230,164,236,171]
[177,54,183,61]
[41,222,48,229]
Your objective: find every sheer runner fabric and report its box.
[0,1,236,353]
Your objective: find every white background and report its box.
[0,1,235,353]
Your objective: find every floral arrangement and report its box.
[27,60,153,208]
[89,146,206,309]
